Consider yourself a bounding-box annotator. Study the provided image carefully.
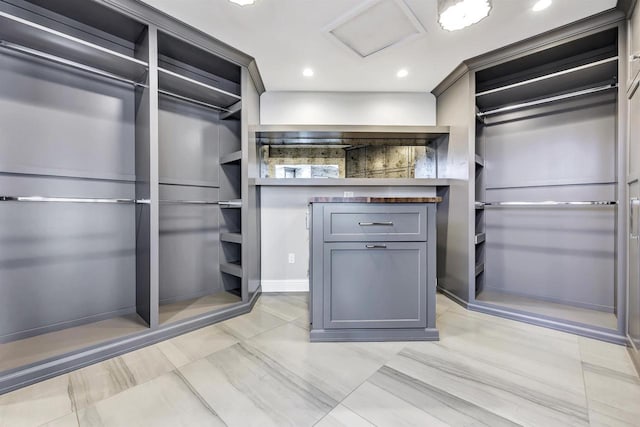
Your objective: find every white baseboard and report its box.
[261,280,309,293]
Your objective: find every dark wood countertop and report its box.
[309,197,443,203]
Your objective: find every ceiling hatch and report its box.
[325,0,426,58]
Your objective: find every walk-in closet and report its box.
[0,0,261,394]
[435,15,627,344]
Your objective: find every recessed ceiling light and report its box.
[438,0,492,32]
[302,68,314,77]
[397,68,409,78]
[532,0,552,11]
[228,0,256,5]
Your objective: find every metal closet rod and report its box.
[159,200,219,205]
[158,89,231,112]
[477,84,618,117]
[0,197,223,205]
[0,40,148,88]
[0,196,141,204]
[481,201,618,207]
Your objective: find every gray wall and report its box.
[0,52,138,341]
[484,94,617,311]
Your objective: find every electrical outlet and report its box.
[344,191,354,197]
[288,253,295,264]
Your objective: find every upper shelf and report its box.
[0,10,148,82]
[253,125,450,145]
[476,56,618,112]
[252,178,451,187]
[158,67,241,110]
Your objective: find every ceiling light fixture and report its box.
[228,0,256,6]
[397,68,409,78]
[532,0,552,12]
[438,0,492,32]
[302,68,314,77]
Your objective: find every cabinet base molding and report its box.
[0,289,261,396]
[310,328,439,342]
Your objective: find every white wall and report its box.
[260,91,436,126]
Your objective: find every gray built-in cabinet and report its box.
[433,7,630,345]
[627,0,640,376]
[309,201,439,341]
[0,0,262,394]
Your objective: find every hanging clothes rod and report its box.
[0,196,141,204]
[0,40,148,88]
[481,200,618,207]
[159,200,219,205]
[477,84,617,117]
[158,89,231,112]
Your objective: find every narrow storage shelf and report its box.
[220,232,242,244]
[221,261,242,278]
[158,67,241,110]
[475,233,486,245]
[475,263,485,276]
[475,155,485,167]
[220,151,242,165]
[476,56,618,111]
[0,11,148,81]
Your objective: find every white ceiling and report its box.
[139,0,617,92]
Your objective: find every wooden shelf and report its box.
[221,261,242,278]
[476,56,618,111]
[0,11,148,81]
[158,67,240,110]
[220,151,242,165]
[220,233,242,244]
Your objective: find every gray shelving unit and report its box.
[433,10,628,344]
[0,0,263,395]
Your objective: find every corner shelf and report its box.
[220,261,242,278]
[0,11,148,81]
[220,233,242,244]
[476,56,618,111]
[158,67,240,110]
[220,151,242,165]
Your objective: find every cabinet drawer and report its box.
[322,204,427,242]
[323,241,427,329]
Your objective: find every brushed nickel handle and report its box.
[365,244,387,249]
[359,221,393,226]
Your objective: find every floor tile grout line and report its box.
[173,369,229,427]
[310,341,417,427]
[253,301,308,323]
[577,343,595,426]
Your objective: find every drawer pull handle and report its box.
[359,221,394,226]
[365,244,387,249]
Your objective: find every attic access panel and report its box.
[325,0,426,58]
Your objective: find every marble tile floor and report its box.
[1,292,639,427]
